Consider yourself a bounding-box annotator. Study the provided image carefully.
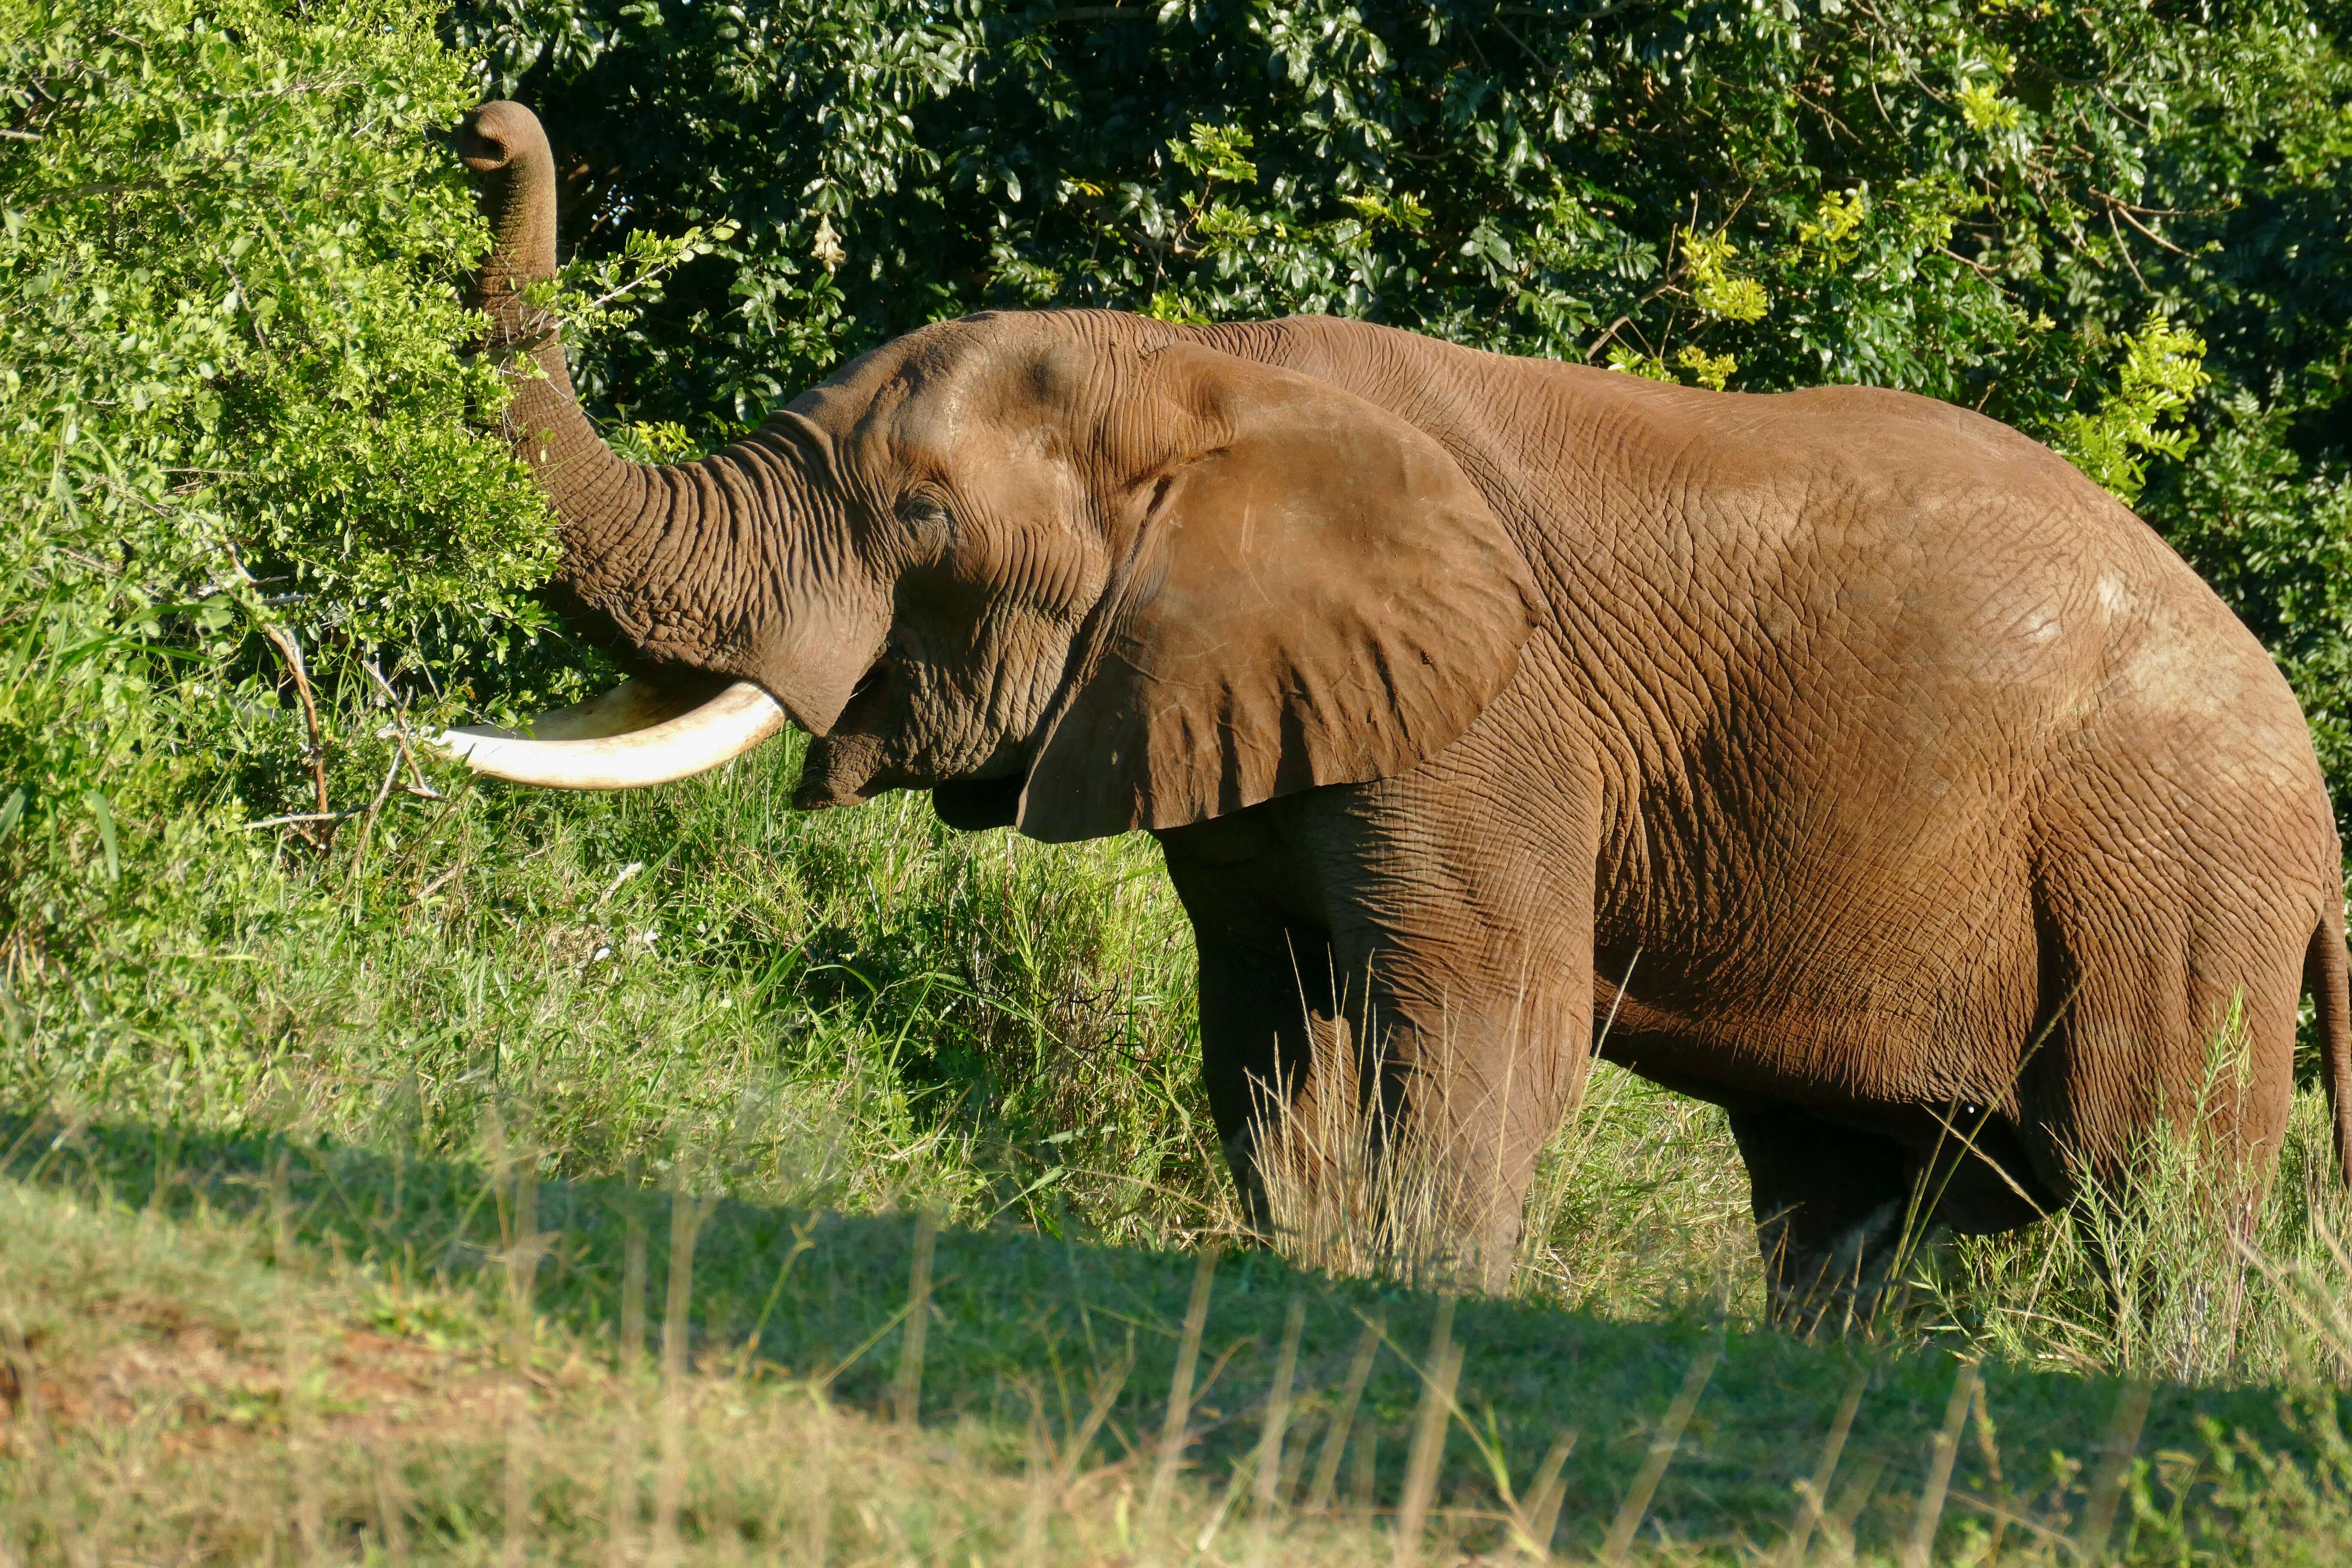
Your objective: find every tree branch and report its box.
[263,625,334,850]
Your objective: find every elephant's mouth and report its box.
[430,668,790,790]
[829,656,893,736]
[787,654,1032,826]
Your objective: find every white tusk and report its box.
[433,677,789,790]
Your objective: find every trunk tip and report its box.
[458,100,546,176]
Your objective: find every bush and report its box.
[0,0,558,1033]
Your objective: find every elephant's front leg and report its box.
[1161,759,1601,1291]
[1300,733,1604,1289]
[1158,817,1357,1243]
[1189,922,1357,1243]
[1326,894,1595,1291]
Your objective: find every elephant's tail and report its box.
[2308,895,2352,1188]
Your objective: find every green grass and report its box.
[7,732,2352,1562]
[10,735,1216,1243]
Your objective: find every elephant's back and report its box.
[1211,315,2322,808]
[1712,383,2318,791]
[1513,362,2309,770]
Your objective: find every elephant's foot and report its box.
[1236,1092,1525,1293]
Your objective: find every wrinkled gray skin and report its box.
[460,101,2352,1321]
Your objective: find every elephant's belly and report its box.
[1588,776,2046,1118]
[1587,949,2040,1126]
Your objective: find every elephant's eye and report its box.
[895,492,954,554]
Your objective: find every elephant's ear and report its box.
[1014,344,1540,842]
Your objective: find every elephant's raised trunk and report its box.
[459,100,629,532]
[447,101,789,788]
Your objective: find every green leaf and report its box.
[85,790,119,883]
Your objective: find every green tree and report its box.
[0,0,555,991]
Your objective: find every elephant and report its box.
[449,101,2352,1321]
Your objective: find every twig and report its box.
[1142,1247,1219,1542]
[341,752,404,902]
[1305,1314,1384,1512]
[364,662,442,799]
[895,1210,938,1427]
[1902,1362,1980,1568]
[242,809,362,830]
[1778,1362,1868,1567]
[2093,191,2217,220]
[2104,203,2151,289]
[649,1173,721,1568]
[607,1163,649,1568]
[1032,5,1157,23]
[501,1136,542,1568]
[2100,193,2192,257]
[1580,280,1676,363]
[263,625,333,847]
[1498,0,1661,15]
[1491,16,1554,77]
[1582,313,1638,362]
[2073,1378,2152,1562]
[28,178,163,205]
[1246,1295,1305,1565]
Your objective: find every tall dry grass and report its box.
[11,1093,2352,1565]
[1907,1030,2352,1390]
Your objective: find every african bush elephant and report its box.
[450,101,2352,1320]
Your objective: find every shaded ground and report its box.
[7,1107,2347,1563]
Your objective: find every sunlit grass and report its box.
[9,731,2352,1561]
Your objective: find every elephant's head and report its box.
[449,101,1539,841]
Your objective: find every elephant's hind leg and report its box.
[1729,1106,1915,1333]
[2018,652,2328,1213]
[2020,841,2307,1213]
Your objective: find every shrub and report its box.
[0,0,557,1053]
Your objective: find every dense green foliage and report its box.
[455,0,2352,806]
[0,0,564,1004]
